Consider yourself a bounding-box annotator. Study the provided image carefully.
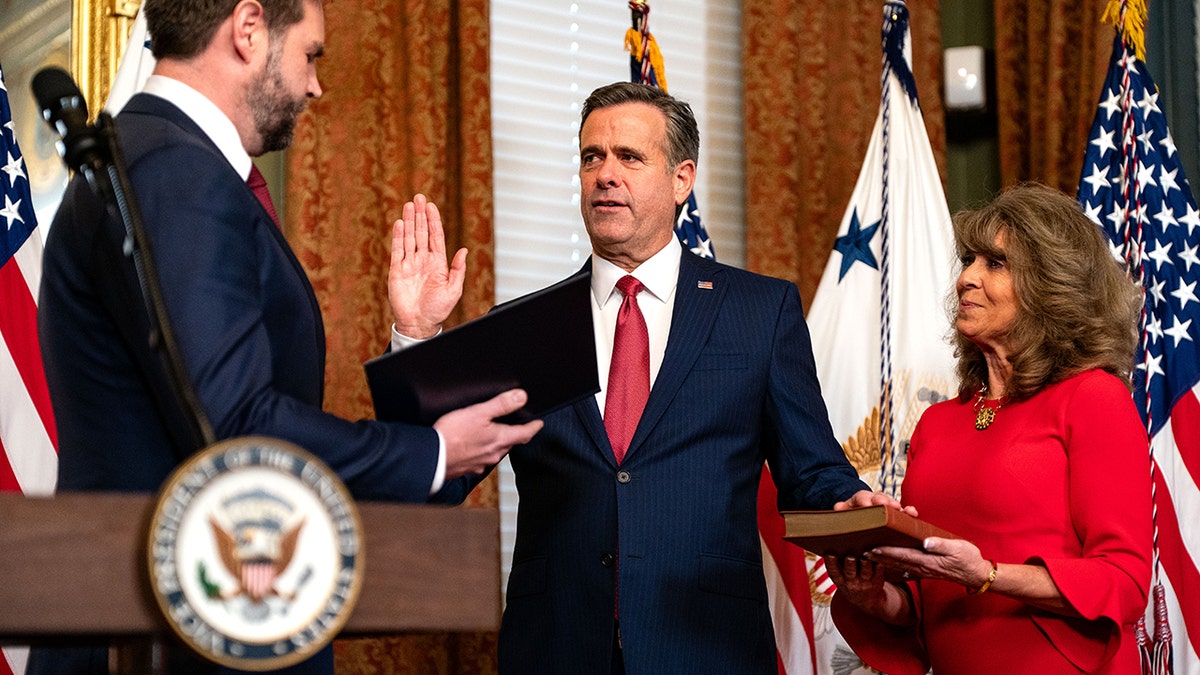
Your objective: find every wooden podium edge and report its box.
[0,493,499,640]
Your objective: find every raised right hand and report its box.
[435,388,543,479]
[388,194,468,339]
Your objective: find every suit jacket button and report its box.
[616,470,631,484]
[600,553,615,567]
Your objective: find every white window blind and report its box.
[490,0,745,599]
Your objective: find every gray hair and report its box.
[580,82,699,168]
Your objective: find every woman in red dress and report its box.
[826,184,1152,674]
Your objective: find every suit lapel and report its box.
[122,94,327,384]
[623,250,726,461]
[552,262,610,460]
[573,396,610,461]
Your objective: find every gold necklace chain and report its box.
[974,384,1003,431]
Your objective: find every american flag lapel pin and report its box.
[697,280,713,290]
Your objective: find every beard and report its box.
[247,46,309,154]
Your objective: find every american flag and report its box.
[625,1,715,261]
[0,60,59,675]
[1077,19,1200,675]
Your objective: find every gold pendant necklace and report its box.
[974,385,1003,431]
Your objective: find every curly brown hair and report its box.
[949,184,1142,401]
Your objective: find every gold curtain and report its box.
[284,0,498,670]
[743,0,947,307]
[994,0,1113,191]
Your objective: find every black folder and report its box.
[365,273,599,425]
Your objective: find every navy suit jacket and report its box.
[437,251,867,674]
[35,94,439,673]
[40,93,439,498]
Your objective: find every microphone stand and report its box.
[42,97,215,671]
[80,112,216,450]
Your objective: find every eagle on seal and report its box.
[210,516,305,602]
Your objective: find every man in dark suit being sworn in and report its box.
[392,81,905,674]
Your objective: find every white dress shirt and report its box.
[141,75,252,180]
[591,236,680,417]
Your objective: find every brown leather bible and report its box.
[781,506,958,557]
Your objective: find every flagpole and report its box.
[877,2,898,499]
[877,0,922,499]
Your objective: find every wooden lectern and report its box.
[0,492,499,666]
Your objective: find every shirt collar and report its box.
[141,75,253,180]
[591,236,682,307]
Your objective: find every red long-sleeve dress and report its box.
[832,369,1153,674]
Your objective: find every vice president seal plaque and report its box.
[147,437,363,670]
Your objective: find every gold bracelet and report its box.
[967,560,998,595]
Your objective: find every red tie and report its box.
[247,164,280,227]
[605,275,649,465]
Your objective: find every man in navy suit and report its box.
[35,0,539,671]
[394,82,905,674]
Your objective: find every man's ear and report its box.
[230,0,268,63]
[673,159,697,207]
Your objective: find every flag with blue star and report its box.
[624,0,714,260]
[1076,6,1200,670]
[799,4,958,672]
[833,207,880,280]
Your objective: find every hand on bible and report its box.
[834,490,919,518]
[388,194,468,339]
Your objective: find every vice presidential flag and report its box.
[0,59,59,675]
[764,3,958,672]
[1077,10,1200,673]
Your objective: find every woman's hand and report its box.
[824,554,916,626]
[869,538,1077,615]
[867,537,993,590]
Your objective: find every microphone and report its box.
[31,66,109,173]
